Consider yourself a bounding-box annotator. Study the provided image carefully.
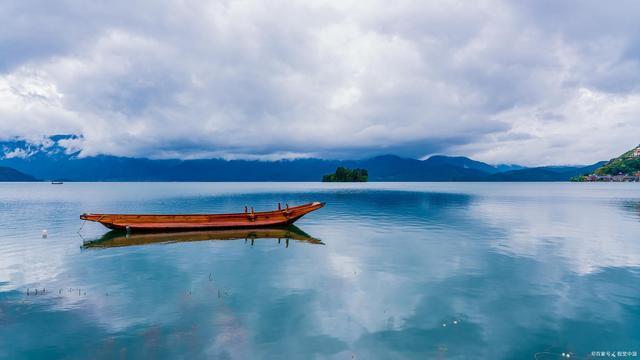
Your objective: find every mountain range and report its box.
[0,135,602,182]
[0,166,37,181]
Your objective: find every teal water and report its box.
[1,182,639,359]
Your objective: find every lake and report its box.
[1,182,639,359]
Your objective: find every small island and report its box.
[322,167,368,182]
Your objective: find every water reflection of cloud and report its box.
[4,183,640,358]
[469,198,640,275]
[206,308,249,359]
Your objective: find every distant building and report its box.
[634,147,640,157]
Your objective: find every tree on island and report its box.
[322,167,368,182]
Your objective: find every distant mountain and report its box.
[0,135,605,182]
[423,155,501,174]
[0,153,489,182]
[0,135,81,160]
[358,155,488,181]
[0,137,498,181]
[485,162,606,182]
[0,166,37,181]
[593,145,640,175]
[494,164,526,173]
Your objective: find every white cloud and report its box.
[456,88,640,165]
[0,0,639,165]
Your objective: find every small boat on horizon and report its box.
[51,180,64,184]
[81,226,323,248]
[80,202,325,232]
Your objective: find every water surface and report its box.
[1,182,639,359]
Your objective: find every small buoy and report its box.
[42,230,48,238]
[453,320,458,325]
[442,323,446,327]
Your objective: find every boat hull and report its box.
[80,202,325,232]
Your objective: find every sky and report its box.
[1,0,640,165]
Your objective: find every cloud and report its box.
[0,0,639,165]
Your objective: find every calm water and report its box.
[1,182,640,359]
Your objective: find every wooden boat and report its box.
[82,226,323,249]
[80,202,325,232]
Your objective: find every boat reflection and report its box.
[82,225,324,249]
